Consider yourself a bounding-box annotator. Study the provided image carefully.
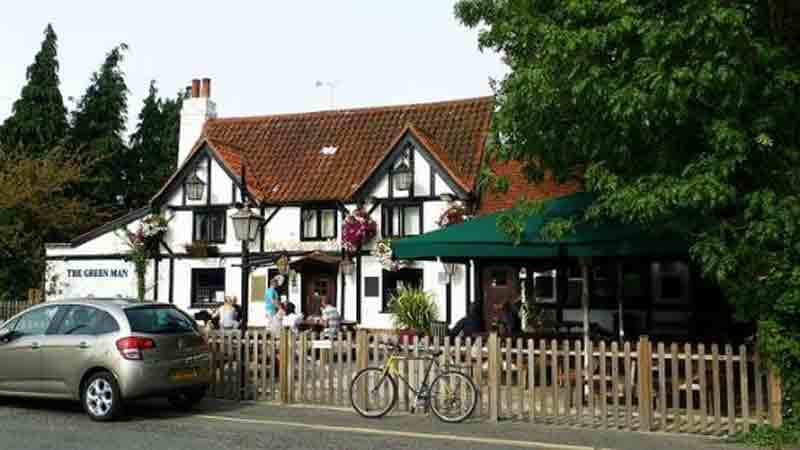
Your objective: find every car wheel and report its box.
[167,386,207,411]
[82,372,122,422]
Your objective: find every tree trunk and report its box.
[136,262,147,301]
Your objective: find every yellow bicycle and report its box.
[349,341,478,423]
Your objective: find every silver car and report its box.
[0,299,210,421]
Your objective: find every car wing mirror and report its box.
[0,330,15,343]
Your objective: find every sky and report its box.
[0,1,507,135]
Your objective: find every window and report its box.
[125,305,197,334]
[193,209,226,243]
[301,208,337,240]
[11,306,60,337]
[54,306,119,335]
[381,203,422,238]
[534,273,555,302]
[191,268,226,307]
[381,268,423,312]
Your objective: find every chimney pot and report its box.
[200,78,211,98]
[191,79,201,98]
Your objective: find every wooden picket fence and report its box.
[205,329,783,436]
[0,300,37,322]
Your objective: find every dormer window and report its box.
[301,207,338,241]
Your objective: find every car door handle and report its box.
[30,342,40,350]
[78,342,90,349]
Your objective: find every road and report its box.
[0,397,751,450]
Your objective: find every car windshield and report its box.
[125,306,197,334]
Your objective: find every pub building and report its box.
[46,78,736,341]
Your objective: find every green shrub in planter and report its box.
[388,286,439,335]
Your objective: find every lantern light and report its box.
[185,172,206,201]
[393,161,412,191]
[341,257,355,276]
[231,205,265,242]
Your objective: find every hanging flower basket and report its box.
[371,238,407,271]
[276,254,291,275]
[342,207,377,253]
[436,204,468,228]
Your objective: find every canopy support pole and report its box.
[616,260,624,343]
[579,257,591,367]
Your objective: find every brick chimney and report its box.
[179,77,217,164]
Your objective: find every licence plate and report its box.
[170,367,207,381]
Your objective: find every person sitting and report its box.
[215,296,240,330]
[319,298,341,339]
[450,302,483,338]
[500,300,521,335]
[282,302,303,334]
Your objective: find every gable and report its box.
[353,128,470,200]
[152,142,255,208]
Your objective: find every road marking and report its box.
[197,414,606,450]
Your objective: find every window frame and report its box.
[191,268,226,308]
[381,201,423,238]
[10,305,62,337]
[381,268,424,313]
[51,305,120,336]
[300,206,339,241]
[192,207,227,244]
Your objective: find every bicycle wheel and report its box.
[429,371,478,423]
[349,367,398,418]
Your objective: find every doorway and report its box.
[302,270,337,317]
[481,265,520,329]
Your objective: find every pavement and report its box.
[0,396,761,450]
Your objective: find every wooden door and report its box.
[303,272,337,317]
[481,265,520,330]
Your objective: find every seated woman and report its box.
[213,296,240,330]
[449,302,483,338]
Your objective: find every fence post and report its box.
[637,335,653,431]
[488,331,500,422]
[768,365,783,429]
[279,328,290,404]
[355,330,369,408]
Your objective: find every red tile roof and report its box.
[477,159,583,214]
[198,97,494,203]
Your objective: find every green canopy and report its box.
[392,192,688,260]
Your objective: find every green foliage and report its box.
[736,417,800,450]
[497,197,544,244]
[0,24,68,156]
[456,0,800,424]
[68,44,130,215]
[126,81,181,209]
[389,286,439,334]
[0,148,98,299]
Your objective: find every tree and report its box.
[126,81,181,209]
[456,0,800,427]
[0,147,98,301]
[68,44,129,215]
[0,24,68,155]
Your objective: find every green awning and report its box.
[392,192,688,260]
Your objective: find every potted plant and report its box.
[388,286,439,339]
